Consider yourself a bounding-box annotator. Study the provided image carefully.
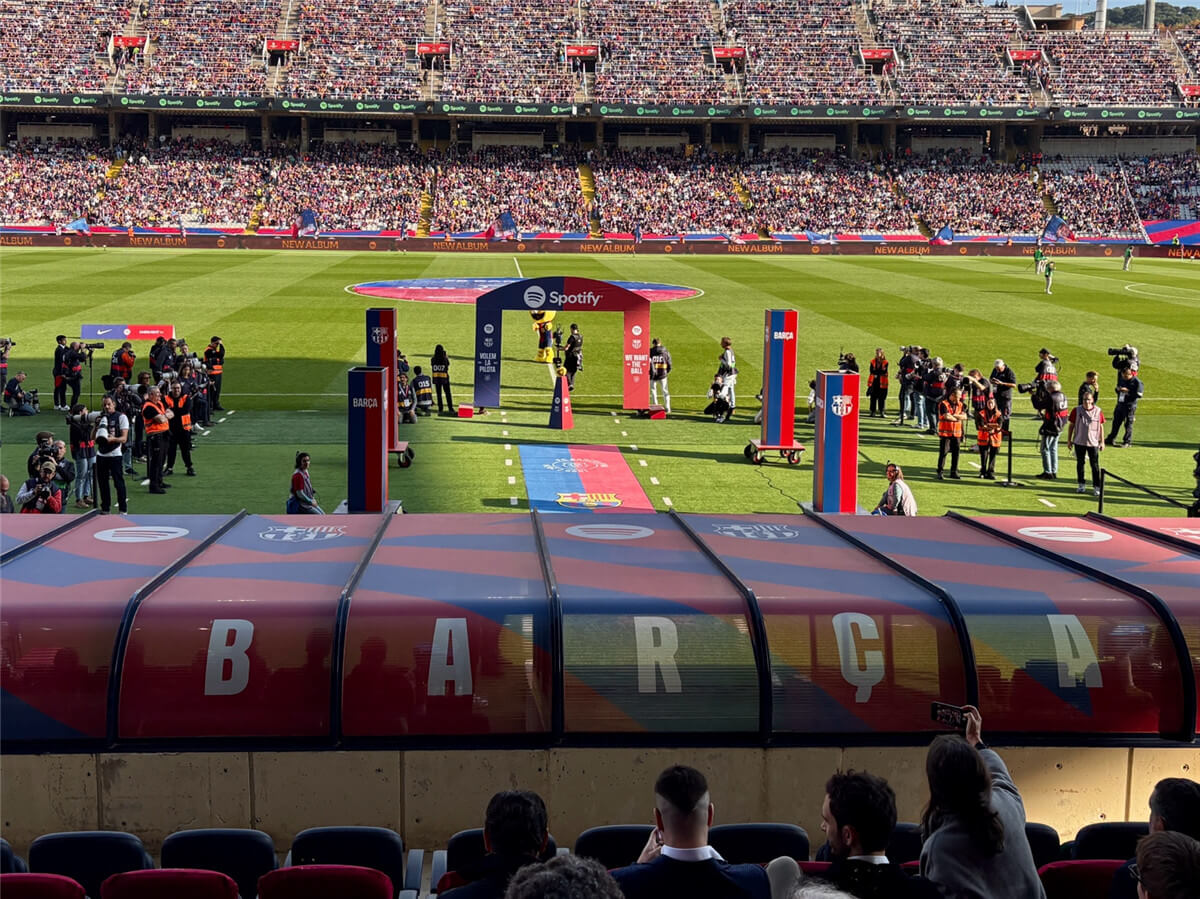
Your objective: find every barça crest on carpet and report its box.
[831,394,854,417]
[711,523,799,541]
[555,492,622,509]
[260,525,347,541]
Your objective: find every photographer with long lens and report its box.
[94,394,129,514]
[67,405,99,508]
[26,431,56,478]
[16,459,64,514]
[1028,379,1069,479]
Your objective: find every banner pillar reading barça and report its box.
[347,366,389,513]
[813,371,859,513]
[761,309,798,447]
[365,308,399,452]
[549,375,574,429]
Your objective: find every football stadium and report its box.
[2,0,1200,896]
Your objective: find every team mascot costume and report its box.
[531,310,557,362]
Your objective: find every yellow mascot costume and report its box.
[531,310,556,363]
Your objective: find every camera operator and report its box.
[4,371,38,416]
[109,341,136,384]
[106,376,141,475]
[16,459,64,514]
[52,334,69,410]
[26,431,56,478]
[893,346,918,426]
[838,350,859,374]
[64,342,90,409]
[50,439,76,498]
[1107,367,1144,448]
[922,357,948,436]
[1035,348,1059,384]
[177,359,209,428]
[67,403,101,508]
[94,394,129,513]
[163,379,196,477]
[1109,344,1139,376]
[1036,380,1069,480]
[989,359,1017,421]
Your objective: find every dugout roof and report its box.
[1,511,1197,751]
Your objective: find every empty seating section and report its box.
[742,151,913,233]
[99,868,239,899]
[27,831,154,899]
[1042,157,1142,238]
[0,141,110,225]
[0,0,127,92]
[288,0,426,100]
[870,0,1031,105]
[725,0,879,105]
[591,150,749,233]
[91,139,268,227]
[159,828,278,899]
[260,143,426,231]
[1123,153,1200,220]
[895,149,1044,234]
[431,148,583,233]
[441,0,579,103]
[591,0,730,104]
[124,0,278,96]
[1035,31,1181,107]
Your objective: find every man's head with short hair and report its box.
[791,882,858,899]
[1150,778,1200,840]
[1135,830,1200,899]
[504,853,623,899]
[484,790,549,858]
[653,765,713,848]
[822,770,897,858]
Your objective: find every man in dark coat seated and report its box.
[441,791,549,899]
[610,765,770,899]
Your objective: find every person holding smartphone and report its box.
[920,706,1046,899]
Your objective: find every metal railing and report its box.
[1098,468,1191,515]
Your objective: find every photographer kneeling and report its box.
[16,459,65,514]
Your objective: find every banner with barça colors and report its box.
[347,367,389,513]
[812,370,860,513]
[365,308,399,452]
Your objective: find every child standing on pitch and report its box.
[1044,259,1055,294]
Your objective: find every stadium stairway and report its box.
[104,157,125,182]
[578,164,603,238]
[417,189,435,238]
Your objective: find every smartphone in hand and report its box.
[930,701,967,731]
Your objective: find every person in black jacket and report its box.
[1106,367,1144,448]
[52,334,69,410]
[1037,380,1069,480]
[441,791,550,899]
[610,765,769,899]
[1109,777,1200,899]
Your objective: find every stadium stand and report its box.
[90,139,268,228]
[869,0,1033,105]
[27,831,154,899]
[1178,25,1200,83]
[440,0,580,103]
[287,0,426,101]
[260,143,427,232]
[1042,157,1144,239]
[590,0,732,104]
[1033,31,1183,107]
[0,0,127,93]
[741,150,914,234]
[1123,153,1200,220]
[159,828,279,899]
[430,147,585,234]
[894,149,1045,235]
[0,141,109,226]
[725,0,881,105]
[122,0,278,96]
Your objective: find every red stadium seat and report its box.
[0,872,86,899]
[288,826,417,896]
[430,828,559,893]
[29,831,154,898]
[258,864,393,899]
[1038,859,1124,899]
[798,861,832,876]
[101,868,239,899]
[161,827,278,899]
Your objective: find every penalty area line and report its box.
[514,257,523,278]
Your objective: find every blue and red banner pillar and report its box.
[761,309,798,447]
[365,308,399,452]
[549,375,574,429]
[347,366,389,513]
[813,370,860,513]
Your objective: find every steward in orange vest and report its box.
[867,348,889,418]
[142,387,171,493]
[164,381,195,477]
[976,395,1004,481]
[936,388,968,480]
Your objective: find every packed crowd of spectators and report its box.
[1123,153,1200,221]
[590,0,732,104]
[742,149,914,233]
[287,0,425,100]
[430,147,584,233]
[591,149,751,233]
[726,0,881,105]
[1034,31,1181,107]
[0,140,110,225]
[1177,26,1200,84]
[894,148,1043,234]
[870,0,1033,105]
[0,0,128,93]
[123,0,276,96]
[441,0,581,103]
[90,138,269,227]
[260,142,427,231]
[1042,157,1143,238]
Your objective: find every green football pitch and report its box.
[1,247,1197,517]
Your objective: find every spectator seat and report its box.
[574,825,655,870]
[287,826,421,895]
[709,823,810,864]
[29,831,154,898]
[430,828,559,894]
[2,838,28,873]
[101,868,239,899]
[258,865,395,899]
[1071,822,1149,861]
[887,823,923,864]
[1025,822,1062,870]
[0,872,86,899]
[798,861,832,876]
[161,827,278,899]
[1038,859,1124,899]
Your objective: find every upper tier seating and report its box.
[1034,30,1182,107]
[0,0,127,92]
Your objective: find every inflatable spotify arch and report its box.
[1,511,1196,750]
[473,277,651,410]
